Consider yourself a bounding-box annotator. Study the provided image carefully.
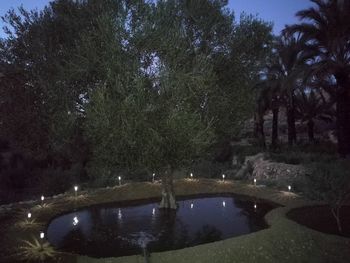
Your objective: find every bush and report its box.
[37,163,86,195]
[232,145,264,165]
[189,159,230,179]
[268,150,336,165]
[303,160,350,233]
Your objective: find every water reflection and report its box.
[73,216,79,226]
[47,196,277,258]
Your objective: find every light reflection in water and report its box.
[47,196,277,258]
[73,216,79,226]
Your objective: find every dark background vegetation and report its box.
[0,0,349,205]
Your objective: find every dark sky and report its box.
[0,0,314,38]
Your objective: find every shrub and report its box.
[268,151,336,165]
[190,159,229,179]
[304,160,350,233]
[232,145,264,165]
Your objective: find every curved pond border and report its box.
[1,179,350,263]
[45,192,281,258]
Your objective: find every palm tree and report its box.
[254,82,270,148]
[294,87,334,142]
[285,0,350,157]
[255,75,282,148]
[264,34,311,146]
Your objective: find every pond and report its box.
[47,194,277,258]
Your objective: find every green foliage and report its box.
[304,161,350,203]
[209,14,273,138]
[268,143,338,165]
[285,0,350,156]
[232,145,264,164]
[0,0,273,186]
[37,163,86,194]
[189,159,231,179]
[303,160,350,232]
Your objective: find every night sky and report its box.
[0,0,314,38]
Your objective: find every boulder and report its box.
[236,153,309,182]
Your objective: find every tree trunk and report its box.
[159,167,177,209]
[287,101,297,146]
[335,72,350,158]
[307,119,315,143]
[254,112,266,148]
[271,107,279,148]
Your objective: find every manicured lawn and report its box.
[1,179,349,263]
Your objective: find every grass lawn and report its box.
[0,179,349,263]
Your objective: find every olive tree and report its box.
[82,1,214,209]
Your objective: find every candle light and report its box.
[74,186,78,198]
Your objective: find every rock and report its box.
[235,153,309,182]
[235,153,265,179]
[251,159,309,181]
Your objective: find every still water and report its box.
[47,194,276,257]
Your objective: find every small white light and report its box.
[288,185,292,191]
[74,186,78,192]
[40,232,45,239]
[222,201,226,207]
[41,195,44,201]
[190,173,193,178]
[73,216,79,226]
[190,203,194,209]
[152,173,155,182]
[152,208,155,215]
[118,176,121,181]
[27,212,32,219]
[254,203,257,209]
[118,208,122,220]
[254,178,257,185]
[222,174,225,181]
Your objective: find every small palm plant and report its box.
[15,217,42,230]
[19,237,56,262]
